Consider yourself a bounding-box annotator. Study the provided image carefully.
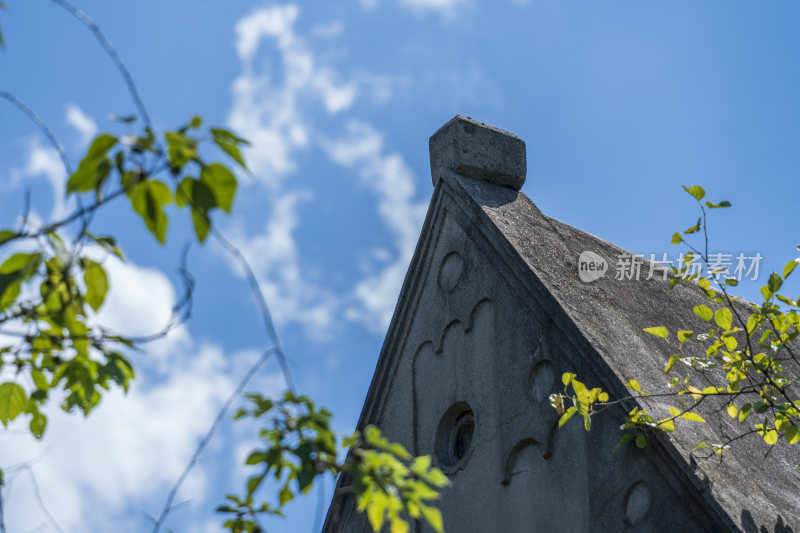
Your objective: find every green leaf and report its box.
[87,133,118,159]
[657,418,675,432]
[682,412,706,423]
[29,411,47,439]
[165,131,197,170]
[176,177,216,243]
[211,128,249,169]
[366,500,385,532]
[83,259,109,312]
[0,252,42,310]
[86,232,125,260]
[104,352,135,392]
[785,425,800,445]
[635,434,647,449]
[684,218,701,235]
[561,372,576,386]
[643,326,669,339]
[0,230,16,246]
[625,379,641,392]
[109,114,137,123]
[246,474,265,497]
[763,429,779,445]
[558,406,577,428]
[670,232,682,245]
[768,272,783,293]
[614,433,634,453]
[279,484,294,506]
[714,308,732,330]
[677,330,693,343]
[682,185,706,200]
[67,134,118,194]
[746,313,760,334]
[0,382,27,427]
[739,403,752,422]
[420,505,444,533]
[664,354,679,374]
[200,163,237,213]
[761,285,774,301]
[726,404,738,418]
[693,305,713,321]
[189,210,210,244]
[245,451,265,465]
[784,260,799,280]
[130,180,172,244]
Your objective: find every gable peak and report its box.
[429,115,526,191]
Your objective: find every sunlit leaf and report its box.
[784,260,799,280]
[643,326,668,339]
[625,379,641,392]
[693,305,713,321]
[682,412,706,423]
[558,406,577,428]
[83,258,109,311]
[0,382,26,426]
[682,185,705,200]
[714,308,732,330]
[763,429,779,446]
[201,163,237,213]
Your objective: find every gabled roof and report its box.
[453,169,799,531]
[326,116,799,532]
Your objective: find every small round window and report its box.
[435,403,475,472]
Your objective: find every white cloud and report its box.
[65,103,98,148]
[0,256,284,532]
[9,104,97,222]
[360,0,470,15]
[11,138,72,221]
[225,5,427,334]
[226,191,338,336]
[400,0,469,11]
[90,251,191,359]
[229,4,356,186]
[224,4,359,333]
[321,121,427,331]
[311,20,344,39]
[1,344,237,532]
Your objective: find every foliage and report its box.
[220,393,449,533]
[550,185,800,463]
[0,2,450,532]
[0,115,246,440]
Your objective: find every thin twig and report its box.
[151,348,279,532]
[211,227,296,392]
[19,465,64,533]
[51,0,153,134]
[0,485,6,533]
[0,91,73,176]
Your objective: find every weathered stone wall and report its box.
[326,117,734,532]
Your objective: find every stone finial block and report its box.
[429,115,526,190]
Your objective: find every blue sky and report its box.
[0,0,798,531]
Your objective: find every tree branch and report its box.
[151,347,279,532]
[51,0,153,134]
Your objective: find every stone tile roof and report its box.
[454,171,800,531]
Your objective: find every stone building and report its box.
[324,116,799,532]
